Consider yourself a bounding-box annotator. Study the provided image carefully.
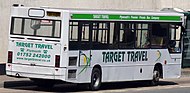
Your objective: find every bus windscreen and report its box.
[10,18,61,38]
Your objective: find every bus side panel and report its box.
[102,66,134,82]
[154,51,182,79]
[133,66,154,80]
[75,67,92,83]
[91,50,135,82]
[67,51,92,83]
[163,58,181,79]
[66,50,182,83]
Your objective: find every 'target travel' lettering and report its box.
[16,42,53,49]
[127,51,148,62]
[102,51,148,63]
[102,51,125,63]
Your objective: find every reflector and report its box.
[55,55,60,67]
[8,51,13,63]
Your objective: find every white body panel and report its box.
[67,49,181,83]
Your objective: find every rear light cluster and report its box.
[55,55,60,67]
[8,51,13,63]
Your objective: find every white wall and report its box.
[0,0,190,63]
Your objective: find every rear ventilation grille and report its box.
[68,70,77,79]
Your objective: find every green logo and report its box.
[78,51,91,75]
[156,50,161,61]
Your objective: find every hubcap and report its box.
[153,70,160,82]
[93,72,100,87]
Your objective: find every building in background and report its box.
[1,0,190,73]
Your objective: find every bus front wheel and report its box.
[89,68,102,90]
[151,67,160,86]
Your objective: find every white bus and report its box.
[6,5,184,90]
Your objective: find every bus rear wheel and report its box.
[89,68,102,90]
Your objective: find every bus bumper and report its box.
[6,63,66,80]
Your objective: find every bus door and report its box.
[78,22,92,67]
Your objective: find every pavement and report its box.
[0,76,32,88]
[0,68,190,88]
[181,68,190,77]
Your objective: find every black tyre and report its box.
[151,67,160,86]
[30,78,55,88]
[89,68,102,90]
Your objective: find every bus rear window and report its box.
[10,18,61,38]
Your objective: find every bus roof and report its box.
[12,6,184,22]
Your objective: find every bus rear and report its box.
[6,6,68,81]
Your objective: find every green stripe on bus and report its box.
[71,14,181,21]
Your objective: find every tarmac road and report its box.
[0,68,190,93]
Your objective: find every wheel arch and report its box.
[154,63,163,78]
[92,64,102,75]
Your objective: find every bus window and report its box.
[80,22,92,50]
[135,23,150,48]
[151,23,167,48]
[69,21,79,50]
[119,23,135,49]
[69,22,78,41]
[109,22,115,49]
[11,18,61,38]
[168,24,181,53]
[92,22,109,49]
[110,22,120,49]
[69,21,110,50]
[69,21,92,50]
[11,18,22,34]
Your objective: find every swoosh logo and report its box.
[78,51,91,75]
[156,50,161,61]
